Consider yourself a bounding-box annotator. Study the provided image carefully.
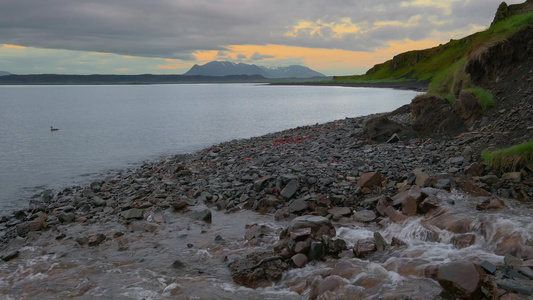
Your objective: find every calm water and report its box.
[0,84,420,214]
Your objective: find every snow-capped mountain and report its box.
[184,61,325,78]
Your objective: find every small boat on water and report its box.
[50,126,59,131]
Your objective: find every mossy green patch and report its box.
[482,141,533,172]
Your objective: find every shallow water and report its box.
[2,189,533,299]
[0,84,420,214]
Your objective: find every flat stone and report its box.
[289,199,308,214]
[384,206,408,223]
[436,261,484,299]
[57,213,76,223]
[480,260,497,274]
[93,196,107,207]
[353,237,377,258]
[121,208,144,220]
[356,172,383,188]
[502,172,521,183]
[353,210,377,223]
[327,207,351,217]
[1,250,19,261]
[189,209,212,223]
[496,279,533,295]
[281,180,300,199]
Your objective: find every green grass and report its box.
[467,87,495,112]
[482,141,533,172]
[333,12,533,96]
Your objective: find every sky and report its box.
[0,0,524,76]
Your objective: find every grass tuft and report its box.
[482,141,533,172]
[467,88,495,112]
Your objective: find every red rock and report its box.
[495,232,523,257]
[451,234,476,249]
[401,186,424,216]
[88,233,106,247]
[356,172,383,188]
[436,261,484,299]
[291,253,308,268]
[384,206,408,223]
[376,196,391,216]
[353,237,377,258]
[476,197,505,211]
[460,180,492,197]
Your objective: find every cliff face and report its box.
[466,24,533,87]
[492,0,533,25]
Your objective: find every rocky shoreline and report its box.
[1,96,532,298]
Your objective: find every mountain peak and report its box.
[184,61,325,78]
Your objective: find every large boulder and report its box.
[435,261,484,299]
[411,95,466,137]
[456,91,482,127]
[362,115,403,143]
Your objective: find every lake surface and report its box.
[0,84,420,214]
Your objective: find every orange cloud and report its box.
[226,39,439,75]
[115,68,131,71]
[2,44,27,49]
[192,50,219,62]
[156,63,192,70]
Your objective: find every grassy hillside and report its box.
[333,12,533,98]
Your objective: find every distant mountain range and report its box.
[184,61,326,78]
[0,71,11,76]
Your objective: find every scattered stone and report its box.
[1,250,19,261]
[436,261,484,299]
[353,238,377,258]
[356,172,383,188]
[480,260,497,275]
[121,208,144,220]
[476,197,505,211]
[353,210,377,223]
[189,209,212,223]
[280,180,299,200]
[88,233,106,247]
[57,213,76,223]
[291,253,308,268]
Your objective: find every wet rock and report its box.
[289,199,308,214]
[397,185,425,216]
[1,250,19,261]
[245,224,275,246]
[476,197,505,210]
[291,253,308,268]
[502,172,522,183]
[356,172,383,188]
[309,275,351,300]
[92,196,107,207]
[308,242,326,261]
[279,216,336,241]
[436,261,484,299]
[496,279,533,296]
[189,209,212,223]
[480,175,500,185]
[58,213,76,223]
[480,260,497,275]
[374,232,388,252]
[171,259,186,269]
[230,251,288,289]
[362,115,403,143]
[280,180,299,200]
[419,195,440,214]
[88,233,106,247]
[451,233,476,249]
[383,206,407,223]
[169,201,188,211]
[353,238,377,259]
[121,208,144,220]
[327,207,351,219]
[353,210,377,223]
[460,180,492,197]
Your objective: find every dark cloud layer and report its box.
[0,0,522,59]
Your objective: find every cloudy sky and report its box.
[0,0,523,76]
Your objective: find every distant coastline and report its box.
[0,74,332,85]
